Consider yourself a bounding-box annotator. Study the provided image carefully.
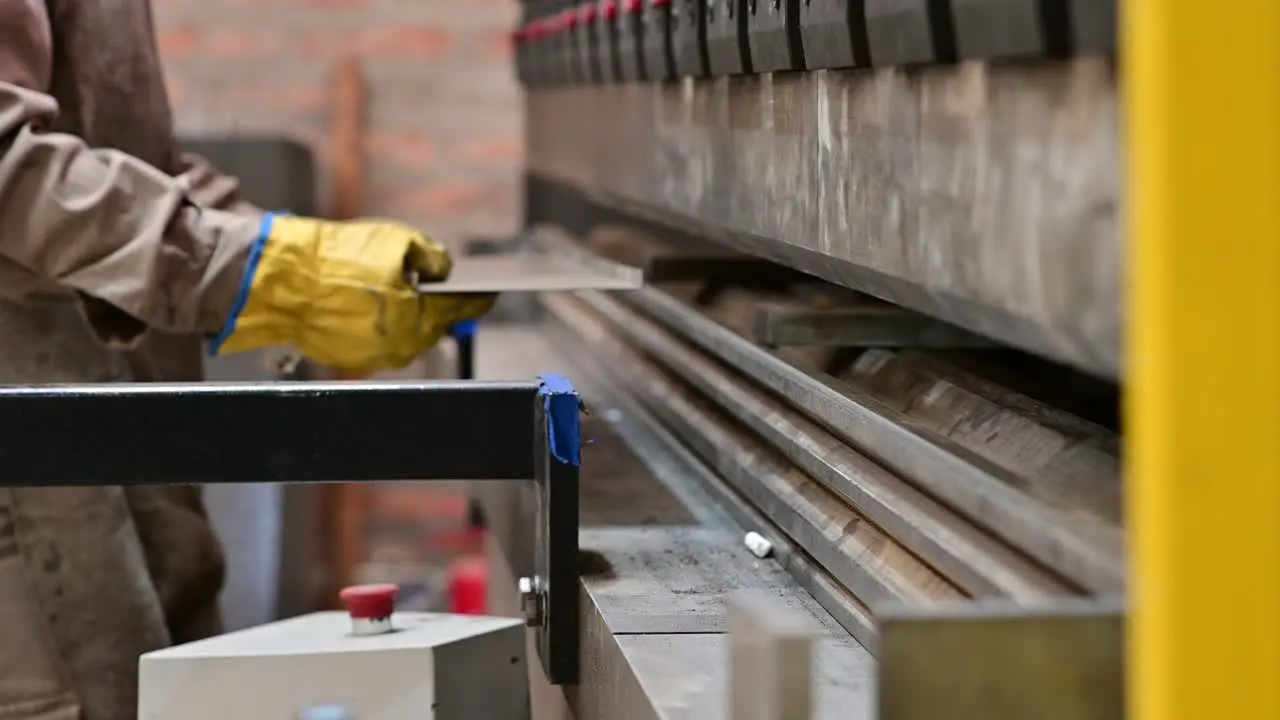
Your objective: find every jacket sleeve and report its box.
[176,151,263,215]
[0,1,262,347]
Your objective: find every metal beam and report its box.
[0,381,536,484]
[877,598,1124,720]
[0,378,583,686]
[1124,0,1280,718]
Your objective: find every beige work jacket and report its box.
[0,2,266,718]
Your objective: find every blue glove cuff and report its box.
[207,212,278,356]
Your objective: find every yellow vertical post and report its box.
[1125,0,1280,718]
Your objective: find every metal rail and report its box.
[572,290,1071,598]
[0,378,582,686]
[618,286,1124,593]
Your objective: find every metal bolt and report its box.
[518,576,545,627]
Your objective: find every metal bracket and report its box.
[0,378,583,685]
[706,0,752,75]
[747,0,806,72]
[574,2,604,83]
[618,0,650,80]
[642,0,678,81]
[864,0,956,66]
[672,0,712,76]
[597,0,625,82]
[798,0,870,70]
[949,0,1072,61]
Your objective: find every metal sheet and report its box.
[420,230,644,293]
[877,598,1124,720]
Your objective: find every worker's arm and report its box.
[0,1,493,372]
[0,2,258,346]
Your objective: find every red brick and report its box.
[376,183,491,217]
[304,27,452,58]
[367,487,467,521]
[236,83,328,113]
[458,133,522,165]
[365,131,435,170]
[156,26,199,57]
[205,29,280,57]
[482,31,514,59]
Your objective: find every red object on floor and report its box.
[449,557,488,615]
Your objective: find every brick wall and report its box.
[152,0,524,248]
[151,0,524,611]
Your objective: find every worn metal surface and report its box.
[752,302,994,348]
[877,598,1123,720]
[552,293,963,608]
[641,1,677,80]
[619,286,1125,593]
[558,309,881,635]
[569,290,1071,598]
[523,57,1121,378]
[577,528,877,720]
[842,349,1122,528]
[475,325,876,720]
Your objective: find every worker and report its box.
[0,3,494,719]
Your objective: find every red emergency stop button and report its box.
[340,583,399,635]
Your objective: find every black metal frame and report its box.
[0,378,582,685]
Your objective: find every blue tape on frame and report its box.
[449,320,479,340]
[537,373,581,467]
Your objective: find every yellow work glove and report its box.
[209,213,495,373]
